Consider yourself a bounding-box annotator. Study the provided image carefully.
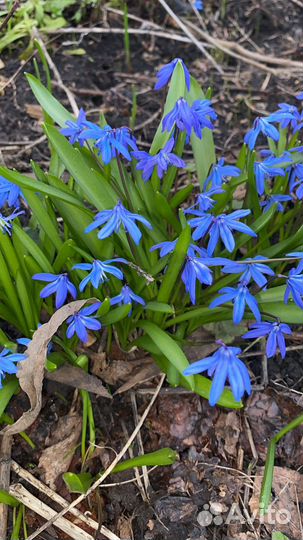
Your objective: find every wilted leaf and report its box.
[1,300,89,436]
[46,364,112,398]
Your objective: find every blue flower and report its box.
[284,267,303,309]
[183,342,251,405]
[79,125,137,164]
[242,321,292,359]
[66,302,101,343]
[60,109,90,146]
[132,138,186,182]
[32,273,77,309]
[190,187,223,212]
[289,163,303,199]
[296,92,303,100]
[254,156,288,195]
[286,251,303,273]
[0,176,24,209]
[222,256,275,288]
[110,284,145,311]
[0,208,23,235]
[85,201,152,245]
[273,103,301,130]
[155,58,191,91]
[244,116,280,150]
[260,194,292,213]
[0,348,27,388]
[194,0,204,10]
[162,98,199,138]
[190,99,217,137]
[150,239,177,257]
[188,209,256,255]
[204,158,241,189]
[73,259,126,291]
[210,282,261,324]
[181,246,225,304]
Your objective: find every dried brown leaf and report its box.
[39,405,82,489]
[1,300,88,436]
[46,364,112,399]
[114,359,160,395]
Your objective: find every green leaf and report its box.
[0,378,19,418]
[0,490,19,507]
[272,533,289,540]
[187,78,216,187]
[137,320,194,390]
[259,301,303,323]
[112,448,178,473]
[13,225,54,273]
[22,188,63,250]
[145,302,174,314]
[26,74,73,126]
[63,472,93,494]
[101,304,132,325]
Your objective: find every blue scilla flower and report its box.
[204,158,241,189]
[222,256,275,288]
[187,209,256,255]
[32,273,77,309]
[162,98,199,138]
[254,156,288,196]
[190,99,217,137]
[286,251,303,273]
[60,108,91,146]
[150,239,177,257]
[183,342,251,405]
[284,267,303,309]
[66,302,101,343]
[73,259,126,291]
[289,163,303,199]
[243,321,292,359]
[0,177,24,209]
[273,103,301,130]
[0,208,23,235]
[0,348,27,388]
[260,194,292,213]
[181,246,226,304]
[155,58,191,91]
[132,138,186,182]
[210,281,261,324]
[110,284,145,311]
[194,0,204,10]
[244,116,280,150]
[185,187,223,214]
[79,125,137,164]
[85,201,152,245]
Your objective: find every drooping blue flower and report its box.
[86,201,152,245]
[150,239,178,257]
[79,125,137,164]
[194,0,204,10]
[254,155,289,195]
[110,284,145,311]
[222,256,275,288]
[60,108,90,146]
[0,208,23,235]
[187,209,256,255]
[286,251,303,273]
[273,103,302,130]
[32,273,77,309]
[185,187,223,214]
[284,267,303,309]
[260,194,292,213]
[289,163,303,199]
[132,138,186,182]
[296,92,303,100]
[183,342,251,405]
[242,321,292,359]
[162,98,200,138]
[66,302,101,343]
[0,177,24,209]
[181,246,225,304]
[0,348,27,388]
[190,99,217,137]
[204,158,241,189]
[210,281,261,324]
[155,58,191,91]
[244,116,280,150]
[73,259,126,291]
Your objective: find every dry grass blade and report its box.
[1,299,88,437]
[25,374,166,540]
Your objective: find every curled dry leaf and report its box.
[45,364,112,399]
[1,300,89,437]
